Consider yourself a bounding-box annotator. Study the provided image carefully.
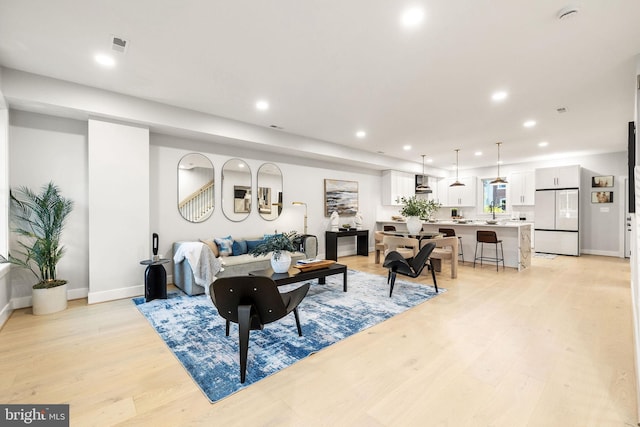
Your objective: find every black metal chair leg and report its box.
[389,271,397,297]
[237,304,252,384]
[501,242,505,270]
[225,319,230,336]
[430,262,438,293]
[495,242,499,271]
[293,307,303,336]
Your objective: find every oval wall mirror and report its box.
[257,163,283,221]
[177,153,214,223]
[222,158,252,222]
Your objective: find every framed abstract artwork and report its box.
[324,179,358,216]
[592,175,614,188]
[591,191,613,203]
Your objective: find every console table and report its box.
[325,229,369,261]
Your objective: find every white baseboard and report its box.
[11,295,31,309]
[11,286,91,310]
[88,285,144,304]
[0,301,12,329]
[68,287,89,300]
[580,249,622,257]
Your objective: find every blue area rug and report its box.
[133,269,443,403]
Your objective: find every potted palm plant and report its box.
[0,182,74,315]
[249,231,299,273]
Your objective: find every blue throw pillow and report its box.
[246,239,264,252]
[232,239,248,256]
[214,236,233,256]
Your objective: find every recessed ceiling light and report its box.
[256,100,270,111]
[426,158,433,163]
[401,7,424,27]
[356,130,366,138]
[403,145,412,151]
[523,120,536,128]
[538,141,549,147]
[475,151,483,156]
[94,54,115,67]
[491,91,508,102]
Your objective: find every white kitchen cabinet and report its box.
[435,178,449,205]
[381,170,415,205]
[510,171,535,205]
[443,176,476,206]
[535,165,580,189]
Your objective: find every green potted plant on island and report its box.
[0,182,74,315]
[424,199,442,222]
[249,231,299,273]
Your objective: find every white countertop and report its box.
[377,219,532,228]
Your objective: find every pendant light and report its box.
[490,142,508,185]
[415,154,432,193]
[450,149,465,187]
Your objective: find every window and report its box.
[482,179,508,214]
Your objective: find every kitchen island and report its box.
[377,220,532,271]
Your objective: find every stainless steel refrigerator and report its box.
[534,189,580,255]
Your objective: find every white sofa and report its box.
[172,234,318,295]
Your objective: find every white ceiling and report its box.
[1,0,639,171]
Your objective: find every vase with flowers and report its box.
[397,196,442,234]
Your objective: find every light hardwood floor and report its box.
[0,254,636,426]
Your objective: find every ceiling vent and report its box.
[110,35,129,54]
[557,107,568,113]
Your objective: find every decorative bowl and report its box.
[486,220,498,224]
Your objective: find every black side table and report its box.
[140,259,170,302]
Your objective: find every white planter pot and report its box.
[406,216,423,235]
[32,284,68,315]
[271,251,292,273]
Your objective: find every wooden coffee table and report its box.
[249,262,348,292]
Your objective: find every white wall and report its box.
[0,72,11,326]
[88,119,149,304]
[8,110,89,307]
[150,133,382,268]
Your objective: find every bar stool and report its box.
[438,228,464,263]
[474,230,505,271]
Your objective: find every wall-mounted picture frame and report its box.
[591,191,613,203]
[592,175,614,188]
[324,179,358,216]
